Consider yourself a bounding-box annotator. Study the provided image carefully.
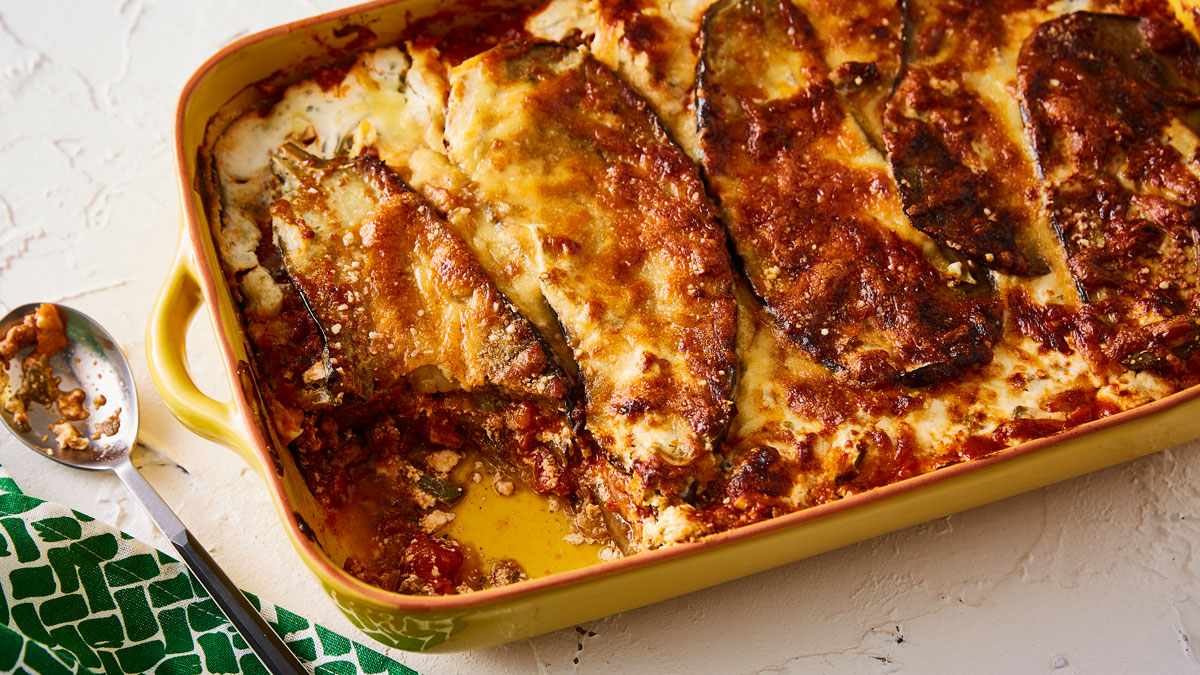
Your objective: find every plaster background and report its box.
[1,2,1196,672]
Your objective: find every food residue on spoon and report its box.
[91,408,122,440]
[0,303,117,451]
[50,420,89,451]
[57,388,89,421]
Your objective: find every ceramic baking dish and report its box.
[148,0,1200,652]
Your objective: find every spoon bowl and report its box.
[0,303,139,469]
[0,302,304,674]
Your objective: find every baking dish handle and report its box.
[147,248,259,468]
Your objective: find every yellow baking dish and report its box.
[148,0,1200,652]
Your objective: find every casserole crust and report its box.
[199,0,1200,595]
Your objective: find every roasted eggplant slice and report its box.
[444,42,738,504]
[270,144,569,406]
[696,0,1000,388]
[1019,13,1200,369]
[883,0,1062,277]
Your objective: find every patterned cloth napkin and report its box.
[0,465,417,674]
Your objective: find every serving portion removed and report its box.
[197,0,1200,596]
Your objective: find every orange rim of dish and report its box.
[173,0,1200,612]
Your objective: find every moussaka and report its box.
[200,0,1200,595]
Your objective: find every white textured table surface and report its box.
[3,2,1200,673]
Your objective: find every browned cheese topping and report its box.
[698,0,1000,388]
[1019,12,1200,375]
[593,0,701,136]
[526,0,902,155]
[525,0,715,156]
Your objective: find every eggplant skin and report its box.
[445,41,738,496]
[696,0,1000,389]
[1019,12,1200,371]
[269,144,569,407]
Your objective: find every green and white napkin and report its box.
[0,465,417,674]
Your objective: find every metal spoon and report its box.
[0,303,305,675]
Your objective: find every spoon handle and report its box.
[113,458,307,674]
